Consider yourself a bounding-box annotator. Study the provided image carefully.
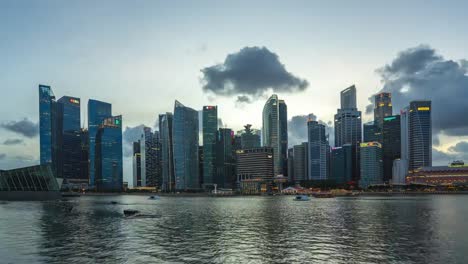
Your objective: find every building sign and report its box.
[384,116,397,121]
[360,142,382,148]
[115,119,121,125]
[69,98,80,104]
[417,107,430,111]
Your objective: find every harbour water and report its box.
[0,195,467,263]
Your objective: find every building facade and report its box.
[133,141,142,187]
[262,95,286,176]
[374,92,392,129]
[39,85,57,166]
[159,113,174,191]
[382,115,401,183]
[308,120,328,180]
[408,101,432,171]
[202,106,218,186]
[359,142,383,189]
[330,144,353,185]
[239,124,261,149]
[215,128,236,189]
[173,101,199,191]
[236,147,274,187]
[363,121,381,143]
[292,143,308,183]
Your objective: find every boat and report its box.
[312,192,335,198]
[148,195,160,200]
[123,209,140,216]
[294,195,310,201]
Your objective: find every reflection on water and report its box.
[0,195,467,263]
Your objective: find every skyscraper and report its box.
[202,105,218,186]
[374,92,393,129]
[363,121,381,143]
[39,85,56,166]
[279,100,288,176]
[330,144,353,185]
[307,120,328,180]
[133,140,142,187]
[408,101,432,171]
[382,115,401,183]
[142,127,162,187]
[292,143,308,183]
[79,128,89,186]
[262,94,286,176]
[88,99,112,187]
[239,124,261,149]
[215,128,235,189]
[173,101,199,191]
[334,85,362,182]
[287,148,294,182]
[359,142,383,189]
[159,113,174,191]
[57,96,82,186]
[95,115,123,192]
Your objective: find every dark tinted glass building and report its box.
[330,144,353,185]
[173,101,199,191]
[88,99,112,187]
[39,85,56,166]
[363,121,381,143]
[202,106,218,186]
[95,115,123,192]
[159,113,174,191]
[382,115,401,183]
[374,92,393,129]
[215,128,235,189]
[308,120,328,180]
[408,101,432,171]
[279,100,288,176]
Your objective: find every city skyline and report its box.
[2,1,468,180]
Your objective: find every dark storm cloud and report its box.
[3,138,24,145]
[373,45,468,136]
[288,114,334,147]
[1,118,38,138]
[448,141,468,153]
[201,46,309,102]
[0,153,6,160]
[122,125,145,157]
[236,95,252,104]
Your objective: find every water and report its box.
[0,195,467,264]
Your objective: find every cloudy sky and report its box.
[1,0,468,183]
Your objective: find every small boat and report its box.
[312,193,335,198]
[123,209,140,216]
[148,195,160,200]
[294,195,310,201]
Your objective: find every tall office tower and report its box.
[287,148,294,182]
[133,140,142,187]
[142,127,162,188]
[374,92,393,129]
[307,120,328,180]
[408,101,432,171]
[399,107,410,176]
[334,85,362,182]
[330,144,353,185]
[57,96,83,186]
[233,135,242,151]
[159,113,174,191]
[202,105,218,186]
[236,147,274,182]
[79,129,89,186]
[293,143,308,183]
[382,115,401,183]
[239,124,261,149]
[95,115,123,192]
[359,142,383,189]
[39,85,57,165]
[173,101,199,191]
[215,128,235,188]
[279,100,288,176]
[88,99,112,187]
[363,121,381,143]
[262,94,286,176]
[198,146,204,188]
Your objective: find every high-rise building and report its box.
[57,96,82,186]
[363,121,381,143]
[238,124,261,149]
[215,128,236,189]
[382,115,401,183]
[236,147,274,182]
[374,92,393,129]
[408,101,432,171]
[399,107,410,177]
[88,99,112,187]
[133,140,142,187]
[173,101,199,191]
[39,85,57,166]
[79,129,89,187]
[262,95,287,176]
[95,115,123,192]
[359,142,383,189]
[307,120,328,180]
[292,143,308,183]
[330,144,353,185]
[142,127,162,188]
[334,85,362,182]
[392,159,408,185]
[279,100,288,176]
[159,113,174,191]
[287,148,294,182]
[202,105,218,186]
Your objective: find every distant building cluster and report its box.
[34,82,467,193]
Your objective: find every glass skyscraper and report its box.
[330,144,353,185]
[202,105,218,186]
[307,120,328,180]
[262,94,287,176]
[39,85,56,165]
[173,101,200,191]
[95,115,123,192]
[359,142,383,188]
[374,92,393,129]
[159,113,174,191]
[408,101,432,171]
[88,99,112,187]
[215,128,235,189]
[292,143,308,183]
[279,100,288,176]
[382,115,401,183]
[363,121,381,143]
